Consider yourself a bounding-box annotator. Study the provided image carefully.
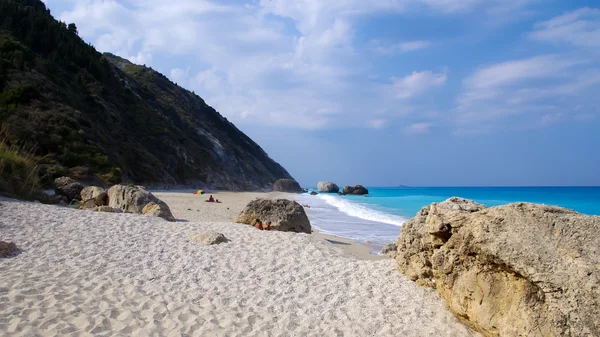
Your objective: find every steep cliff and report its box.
[0,0,291,190]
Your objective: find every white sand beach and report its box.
[0,192,478,337]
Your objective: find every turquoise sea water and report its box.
[296,187,600,254]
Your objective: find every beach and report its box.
[0,191,477,336]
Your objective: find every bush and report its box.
[0,126,40,198]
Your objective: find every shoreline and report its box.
[153,190,386,261]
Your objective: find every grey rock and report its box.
[273,179,303,193]
[310,191,318,196]
[317,181,339,193]
[107,185,175,221]
[95,206,122,213]
[394,197,600,337]
[235,198,311,233]
[191,231,228,245]
[0,241,18,258]
[54,177,84,201]
[342,185,369,195]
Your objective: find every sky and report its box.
[43,0,600,187]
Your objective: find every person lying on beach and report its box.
[264,220,271,231]
[215,199,222,203]
[206,195,215,202]
[254,219,263,230]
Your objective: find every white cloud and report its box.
[405,122,432,134]
[368,119,387,129]
[371,40,432,55]
[530,7,600,48]
[392,71,447,99]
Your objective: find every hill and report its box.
[0,0,292,191]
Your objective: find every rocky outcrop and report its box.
[191,231,228,245]
[317,181,339,193]
[273,179,303,193]
[342,185,369,195]
[54,177,83,201]
[394,197,600,337]
[142,202,176,222]
[107,185,175,221]
[235,198,311,233]
[0,241,18,258]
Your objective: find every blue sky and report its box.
[43,0,600,186]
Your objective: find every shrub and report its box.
[0,126,40,198]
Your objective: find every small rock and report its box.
[54,177,84,201]
[191,231,228,245]
[80,186,106,202]
[0,241,18,258]
[380,243,397,258]
[317,181,339,193]
[95,206,122,213]
[310,191,318,196]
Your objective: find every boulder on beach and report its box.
[80,186,106,203]
[235,198,311,233]
[310,191,318,196]
[142,201,176,222]
[107,185,175,221]
[191,231,228,245]
[94,206,122,213]
[273,179,303,193]
[394,197,600,337]
[54,177,84,201]
[0,240,18,258]
[317,181,339,193]
[342,185,369,195]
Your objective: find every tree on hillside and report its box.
[67,23,78,35]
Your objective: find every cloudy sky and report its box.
[44,0,600,186]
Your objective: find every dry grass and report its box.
[0,125,40,198]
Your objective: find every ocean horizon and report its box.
[297,186,600,253]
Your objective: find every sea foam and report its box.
[318,194,406,227]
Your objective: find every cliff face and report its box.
[0,0,291,190]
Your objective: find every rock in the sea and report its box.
[107,185,175,221]
[142,201,176,222]
[342,185,369,195]
[380,243,397,258]
[0,241,18,258]
[317,181,339,193]
[191,231,228,245]
[236,198,311,233]
[310,191,318,196]
[394,197,600,337]
[273,179,303,193]
[54,177,84,201]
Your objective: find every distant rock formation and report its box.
[317,181,339,193]
[342,185,369,195]
[107,185,175,221]
[394,197,600,337]
[54,177,83,202]
[273,179,303,193]
[235,198,311,233]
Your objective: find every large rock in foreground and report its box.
[317,181,339,193]
[54,177,84,201]
[273,179,302,193]
[342,185,369,195]
[107,185,175,221]
[235,198,311,233]
[395,197,600,337]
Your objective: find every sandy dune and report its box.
[0,194,477,336]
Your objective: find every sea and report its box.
[295,187,600,254]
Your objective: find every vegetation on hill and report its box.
[0,0,292,191]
